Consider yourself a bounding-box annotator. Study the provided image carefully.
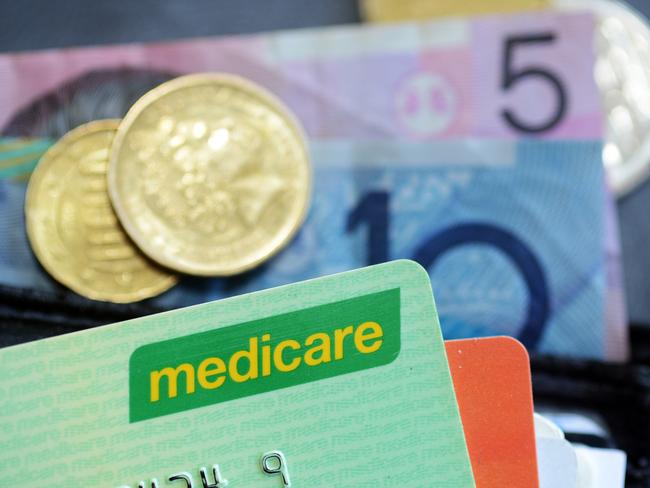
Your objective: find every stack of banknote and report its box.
[0,9,627,361]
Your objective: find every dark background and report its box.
[0,0,647,50]
[0,0,361,51]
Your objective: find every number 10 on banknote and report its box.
[244,139,608,360]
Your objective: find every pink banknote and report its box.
[0,11,600,140]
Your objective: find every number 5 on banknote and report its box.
[501,33,567,133]
[472,13,596,139]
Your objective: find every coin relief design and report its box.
[556,0,650,196]
[25,120,177,303]
[595,0,650,196]
[109,74,311,276]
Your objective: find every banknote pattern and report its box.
[0,137,53,180]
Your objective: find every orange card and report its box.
[445,337,539,488]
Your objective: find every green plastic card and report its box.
[0,260,475,487]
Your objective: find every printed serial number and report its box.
[117,451,290,488]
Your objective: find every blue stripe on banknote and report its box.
[0,139,607,358]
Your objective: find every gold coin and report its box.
[108,73,312,276]
[361,0,548,22]
[556,0,650,196]
[25,120,178,303]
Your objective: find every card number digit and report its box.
[501,33,567,133]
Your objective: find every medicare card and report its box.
[0,260,474,487]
